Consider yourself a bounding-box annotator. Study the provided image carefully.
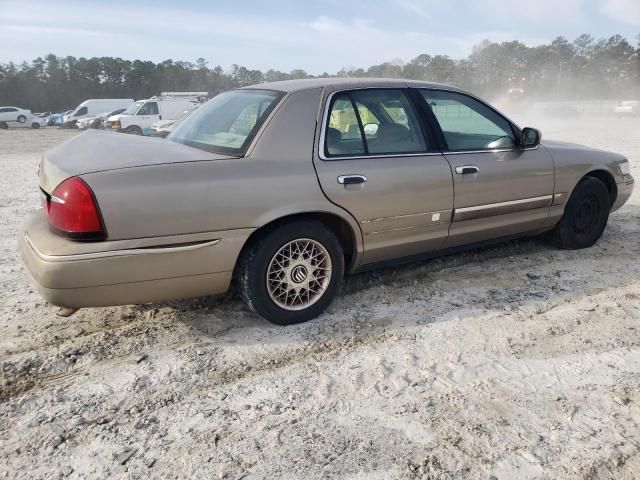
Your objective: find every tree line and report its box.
[0,34,638,112]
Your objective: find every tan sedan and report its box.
[20,79,634,324]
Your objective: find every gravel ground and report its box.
[1,116,639,479]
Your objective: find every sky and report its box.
[1,0,639,73]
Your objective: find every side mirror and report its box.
[521,127,541,148]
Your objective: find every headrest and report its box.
[326,127,342,143]
[376,123,411,143]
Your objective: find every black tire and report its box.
[31,122,40,129]
[17,115,26,123]
[237,221,345,325]
[0,122,7,130]
[550,177,610,249]
[126,126,143,135]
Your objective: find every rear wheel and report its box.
[0,122,7,130]
[31,122,40,129]
[237,221,344,325]
[126,126,143,135]
[550,177,610,249]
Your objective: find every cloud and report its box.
[599,0,640,27]
[1,0,637,74]
[0,1,471,72]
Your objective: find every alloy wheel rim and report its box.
[266,238,332,311]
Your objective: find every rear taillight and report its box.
[46,177,106,240]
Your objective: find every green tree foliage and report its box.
[1,34,638,111]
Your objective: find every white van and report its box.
[62,99,134,128]
[106,96,199,135]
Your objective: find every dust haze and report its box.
[1,33,640,480]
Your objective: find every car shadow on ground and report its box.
[163,212,640,344]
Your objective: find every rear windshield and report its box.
[168,89,283,156]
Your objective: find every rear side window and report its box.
[420,90,516,151]
[326,94,366,156]
[325,89,427,158]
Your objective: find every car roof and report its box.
[241,77,468,94]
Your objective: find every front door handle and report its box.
[338,175,367,185]
[455,165,480,174]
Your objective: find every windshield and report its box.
[123,101,144,115]
[169,89,283,155]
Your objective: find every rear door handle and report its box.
[338,175,367,185]
[455,166,479,174]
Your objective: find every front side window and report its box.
[123,102,143,115]
[75,106,88,116]
[169,89,283,155]
[420,90,516,151]
[138,102,159,115]
[325,89,427,158]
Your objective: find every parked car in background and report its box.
[149,107,197,137]
[76,115,98,130]
[46,113,62,126]
[0,110,46,129]
[29,115,47,129]
[77,109,127,130]
[106,96,199,135]
[52,111,73,127]
[20,79,634,325]
[62,99,134,128]
[0,106,32,124]
[614,100,639,117]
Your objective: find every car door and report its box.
[0,107,17,122]
[313,87,454,265]
[417,89,555,247]
[137,101,159,133]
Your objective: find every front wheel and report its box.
[31,122,40,129]
[237,221,344,325]
[550,177,610,249]
[17,115,26,123]
[126,126,143,135]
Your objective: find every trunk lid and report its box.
[39,130,233,193]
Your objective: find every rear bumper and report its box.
[612,176,634,213]
[20,212,251,308]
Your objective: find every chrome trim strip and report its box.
[444,145,539,155]
[552,192,568,206]
[454,195,553,222]
[25,234,221,263]
[366,224,439,236]
[361,210,447,224]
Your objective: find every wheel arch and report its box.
[583,169,617,208]
[233,211,363,279]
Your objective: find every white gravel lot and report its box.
[0,115,639,479]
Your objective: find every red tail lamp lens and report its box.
[47,177,105,240]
